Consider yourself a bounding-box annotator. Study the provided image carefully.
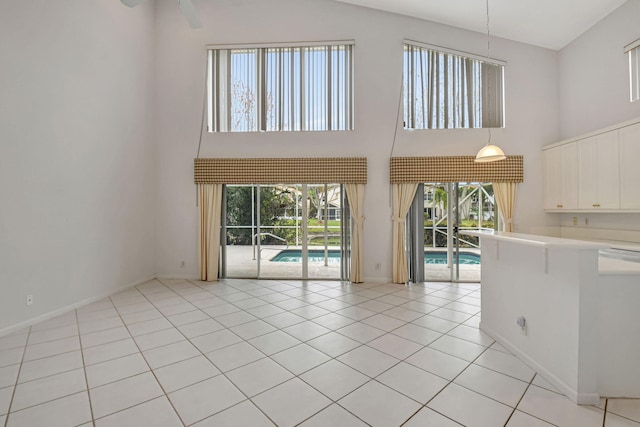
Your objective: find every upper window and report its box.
[626,39,640,102]
[403,41,505,130]
[207,41,354,132]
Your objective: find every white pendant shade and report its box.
[475,144,506,162]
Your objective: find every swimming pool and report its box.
[271,249,342,263]
[271,249,480,265]
[424,251,480,265]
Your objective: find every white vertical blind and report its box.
[481,61,505,127]
[208,42,353,132]
[628,44,640,102]
[403,42,505,129]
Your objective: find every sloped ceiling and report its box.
[334,0,629,50]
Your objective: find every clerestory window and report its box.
[626,39,640,102]
[207,41,354,132]
[403,40,505,130]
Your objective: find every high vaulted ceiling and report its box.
[334,0,628,50]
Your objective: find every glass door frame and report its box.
[220,183,349,281]
[451,182,460,281]
[409,182,492,283]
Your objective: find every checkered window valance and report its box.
[194,157,367,184]
[390,156,524,183]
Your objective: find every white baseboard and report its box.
[0,275,156,338]
[480,322,600,405]
[154,274,394,284]
[156,274,201,281]
[363,276,392,283]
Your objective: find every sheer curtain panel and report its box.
[198,184,223,281]
[493,182,517,232]
[345,183,365,283]
[392,183,419,284]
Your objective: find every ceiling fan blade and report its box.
[178,0,202,29]
[121,0,148,7]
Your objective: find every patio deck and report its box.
[224,245,481,282]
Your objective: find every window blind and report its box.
[626,39,640,102]
[208,41,354,132]
[403,41,505,130]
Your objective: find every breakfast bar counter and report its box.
[467,230,640,404]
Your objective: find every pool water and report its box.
[271,249,480,265]
[271,249,341,263]
[424,251,480,265]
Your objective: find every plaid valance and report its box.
[390,156,524,183]
[195,157,367,184]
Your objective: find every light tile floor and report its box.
[0,279,639,427]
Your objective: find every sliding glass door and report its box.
[221,184,348,280]
[410,182,496,282]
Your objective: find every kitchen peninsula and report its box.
[466,230,640,404]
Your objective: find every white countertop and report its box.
[588,239,640,252]
[464,230,640,275]
[599,256,640,275]
[463,230,610,250]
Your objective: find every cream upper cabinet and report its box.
[543,143,578,210]
[619,122,640,209]
[542,148,556,210]
[577,132,620,209]
[544,118,640,212]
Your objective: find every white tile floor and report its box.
[0,278,639,427]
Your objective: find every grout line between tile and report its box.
[3,326,30,427]
[75,309,97,427]
[3,279,626,427]
[111,285,187,427]
[503,373,536,426]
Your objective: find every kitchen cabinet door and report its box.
[577,132,619,209]
[543,143,577,210]
[620,123,640,209]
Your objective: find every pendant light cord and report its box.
[389,45,405,207]
[196,51,208,159]
[389,63,404,160]
[196,52,208,206]
[486,0,493,145]
[486,0,491,61]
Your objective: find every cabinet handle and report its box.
[557,204,563,208]
[593,203,600,207]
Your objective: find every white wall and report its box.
[558,213,640,232]
[559,0,640,138]
[154,0,561,282]
[0,1,157,332]
[557,0,640,232]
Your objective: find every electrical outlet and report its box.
[516,316,527,335]
[26,294,33,306]
[572,216,578,226]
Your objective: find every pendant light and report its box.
[475,0,506,163]
[475,144,506,162]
